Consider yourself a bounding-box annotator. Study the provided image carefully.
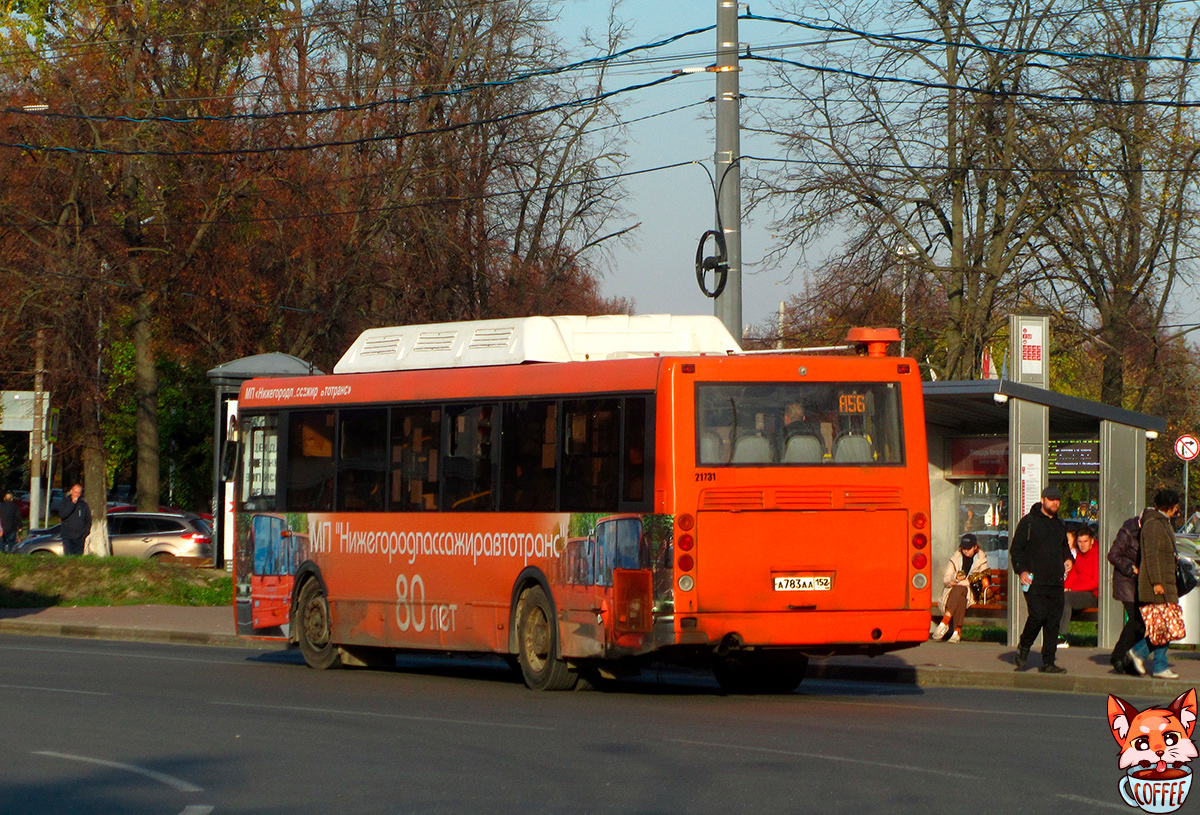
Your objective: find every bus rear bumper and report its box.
[674,609,931,652]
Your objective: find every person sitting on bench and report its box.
[934,533,991,643]
[1057,525,1099,648]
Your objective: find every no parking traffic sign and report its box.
[1176,434,1200,461]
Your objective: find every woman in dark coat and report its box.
[1127,489,1182,679]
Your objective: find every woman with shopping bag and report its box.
[1128,488,1185,679]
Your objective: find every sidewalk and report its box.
[1,604,1198,697]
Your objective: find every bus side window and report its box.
[621,397,649,506]
[240,415,278,512]
[444,404,497,511]
[391,407,441,511]
[286,411,334,512]
[499,400,557,512]
[562,399,620,512]
[337,408,387,511]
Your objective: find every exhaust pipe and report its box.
[715,633,743,657]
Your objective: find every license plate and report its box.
[773,575,833,591]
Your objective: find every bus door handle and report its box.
[787,604,817,611]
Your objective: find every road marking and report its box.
[1055,793,1128,810]
[670,739,981,779]
[804,697,1095,721]
[211,700,555,731]
[179,807,215,815]
[0,683,110,696]
[0,643,259,665]
[33,751,204,792]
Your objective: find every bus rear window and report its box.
[696,383,904,466]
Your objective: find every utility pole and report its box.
[30,329,44,529]
[714,0,742,344]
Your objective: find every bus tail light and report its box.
[911,512,927,529]
[678,534,694,551]
[679,554,695,572]
[912,553,927,570]
[678,514,694,531]
[911,532,927,549]
[678,575,695,592]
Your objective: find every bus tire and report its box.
[713,653,806,694]
[296,579,341,670]
[516,585,577,691]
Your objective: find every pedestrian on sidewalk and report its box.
[1058,525,1099,649]
[934,533,990,643]
[1127,489,1184,680]
[1108,515,1145,674]
[1010,485,1073,674]
[0,492,18,553]
[59,483,91,557]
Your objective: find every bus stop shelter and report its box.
[206,353,323,569]
[922,379,1166,649]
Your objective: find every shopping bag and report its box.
[1141,603,1187,646]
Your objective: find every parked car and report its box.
[13,511,213,561]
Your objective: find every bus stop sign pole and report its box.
[1176,434,1199,520]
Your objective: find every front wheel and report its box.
[515,585,577,691]
[296,579,341,670]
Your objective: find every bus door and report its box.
[250,513,295,631]
[594,516,653,649]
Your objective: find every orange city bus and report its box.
[228,315,932,691]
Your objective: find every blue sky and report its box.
[553,1,796,333]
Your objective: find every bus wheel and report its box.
[516,586,577,691]
[713,654,806,694]
[296,580,341,670]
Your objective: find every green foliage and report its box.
[0,554,232,607]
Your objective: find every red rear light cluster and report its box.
[911,533,927,549]
[912,552,927,570]
[677,515,696,592]
[911,512,928,529]
[185,533,212,544]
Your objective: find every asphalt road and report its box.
[0,634,1183,814]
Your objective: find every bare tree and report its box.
[749,0,1086,378]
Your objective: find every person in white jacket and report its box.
[934,534,991,643]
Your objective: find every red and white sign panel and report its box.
[1176,434,1199,461]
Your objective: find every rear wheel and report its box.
[713,653,807,694]
[296,580,341,670]
[516,585,577,691]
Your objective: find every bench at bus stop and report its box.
[931,569,1098,624]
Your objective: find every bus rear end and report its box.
[665,345,931,690]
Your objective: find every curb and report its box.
[0,619,260,650]
[807,660,1198,697]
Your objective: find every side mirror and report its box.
[220,439,238,482]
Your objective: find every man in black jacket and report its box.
[59,483,91,557]
[1010,485,1074,673]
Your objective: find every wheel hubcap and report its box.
[523,606,550,672]
[304,597,330,648]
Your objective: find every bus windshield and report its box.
[696,382,904,466]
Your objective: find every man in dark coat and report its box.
[0,492,19,553]
[1107,515,1144,674]
[1010,485,1074,673]
[59,483,91,556]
